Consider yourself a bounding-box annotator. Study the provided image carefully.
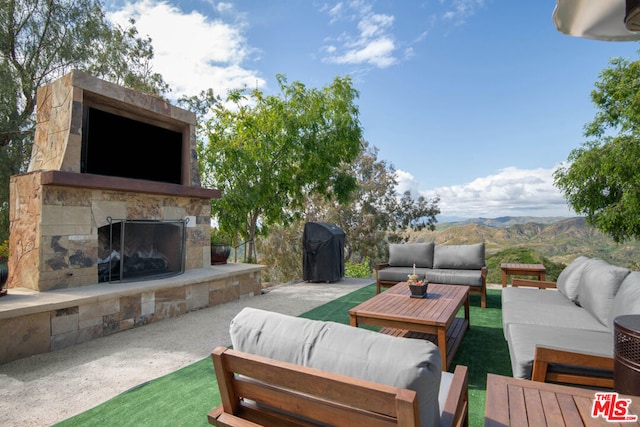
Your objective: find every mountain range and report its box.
[409,216,640,268]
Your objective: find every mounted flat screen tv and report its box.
[81,107,183,184]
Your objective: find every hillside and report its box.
[409,217,640,268]
[436,216,569,230]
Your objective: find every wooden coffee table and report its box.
[485,373,640,426]
[348,282,470,371]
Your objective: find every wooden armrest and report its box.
[376,262,390,272]
[511,278,557,289]
[441,365,469,427]
[531,345,614,388]
[209,406,264,427]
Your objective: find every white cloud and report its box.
[330,37,397,68]
[395,170,422,196]
[397,166,575,218]
[321,2,398,68]
[358,13,394,38]
[325,2,345,23]
[106,0,264,99]
[441,0,485,26]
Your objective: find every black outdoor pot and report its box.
[0,263,8,295]
[211,244,231,265]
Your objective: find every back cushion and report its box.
[388,242,434,268]
[577,259,630,327]
[433,242,485,270]
[556,256,590,302]
[230,307,443,427]
[610,271,640,329]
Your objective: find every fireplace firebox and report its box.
[98,218,187,283]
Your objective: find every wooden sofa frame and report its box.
[511,278,614,389]
[208,346,469,427]
[376,264,488,309]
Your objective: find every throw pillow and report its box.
[556,256,590,302]
[610,272,640,329]
[577,259,630,327]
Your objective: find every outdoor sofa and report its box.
[502,256,640,388]
[376,242,488,308]
[209,307,469,427]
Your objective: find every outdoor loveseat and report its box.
[502,256,640,388]
[376,242,487,308]
[209,307,469,427]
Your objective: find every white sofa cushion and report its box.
[577,259,630,327]
[388,242,434,268]
[501,298,609,339]
[502,286,568,305]
[556,256,590,302]
[507,323,613,379]
[230,307,443,427]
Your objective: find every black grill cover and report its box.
[302,222,345,282]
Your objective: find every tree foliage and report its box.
[259,141,440,282]
[554,55,640,243]
[0,0,168,241]
[198,74,363,261]
[306,141,440,268]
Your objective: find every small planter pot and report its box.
[408,282,428,299]
[211,244,231,265]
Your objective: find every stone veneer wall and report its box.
[28,70,199,182]
[9,174,212,291]
[0,267,263,364]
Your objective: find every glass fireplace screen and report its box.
[98,217,187,283]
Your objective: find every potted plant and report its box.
[407,264,428,298]
[0,239,9,296]
[210,229,232,265]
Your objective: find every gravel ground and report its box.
[0,279,371,427]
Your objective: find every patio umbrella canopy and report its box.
[302,222,345,283]
[553,0,640,41]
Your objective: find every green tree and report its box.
[199,74,363,261]
[0,0,168,242]
[306,141,440,269]
[554,55,640,243]
[259,141,440,283]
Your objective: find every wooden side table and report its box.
[500,263,546,287]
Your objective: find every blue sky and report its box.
[105,0,639,219]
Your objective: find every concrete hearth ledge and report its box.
[0,263,265,320]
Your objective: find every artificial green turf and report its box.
[54,285,509,427]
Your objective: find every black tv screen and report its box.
[82,107,183,184]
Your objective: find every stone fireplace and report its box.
[8,70,221,291]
